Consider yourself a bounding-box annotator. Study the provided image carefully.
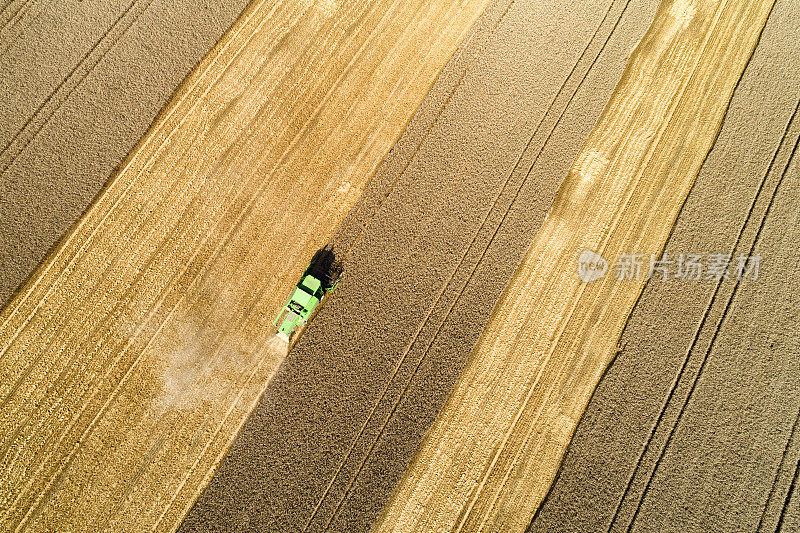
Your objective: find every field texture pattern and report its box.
[180,0,662,530]
[376,0,775,530]
[0,0,251,307]
[530,0,800,530]
[0,0,487,530]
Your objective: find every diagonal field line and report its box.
[0,0,27,24]
[623,99,800,532]
[607,88,800,532]
[775,452,800,533]
[758,405,800,532]
[529,24,791,531]
[307,0,636,528]
[6,0,408,525]
[2,0,291,519]
[0,0,49,40]
[0,0,151,175]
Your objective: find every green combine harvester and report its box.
[273,247,342,343]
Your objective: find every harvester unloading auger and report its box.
[273,246,342,343]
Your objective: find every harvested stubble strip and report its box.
[0,0,487,531]
[375,0,775,531]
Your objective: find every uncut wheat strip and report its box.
[375,0,774,531]
[0,0,490,531]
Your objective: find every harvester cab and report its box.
[273,247,342,343]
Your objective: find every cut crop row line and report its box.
[608,86,800,532]
[0,0,153,176]
[305,0,635,528]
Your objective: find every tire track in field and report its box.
[606,93,800,531]
[0,0,58,51]
[3,1,387,521]
[0,0,32,30]
[758,407,800,532]
[304,0,523,516]
[613,91,800,532]
[0,0,34,33]
[0,0,152,177]
[758,407,800,531]
[776,455,800,532]
[0,0,57,56]
[306,0,635,528]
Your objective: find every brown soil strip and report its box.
[376,0,775,530]
[530,0,800,530]
[0,1,486,530]
[0,0,252,308]
[181,0,660,530]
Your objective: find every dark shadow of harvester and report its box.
[273,246,342,343]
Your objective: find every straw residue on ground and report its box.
[0,0,487,530]
[530,0,800,529]
[181,0,661,529]
[376,0,775,530]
